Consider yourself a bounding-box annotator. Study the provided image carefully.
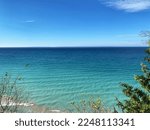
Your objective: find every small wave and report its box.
[49,110,61,113]
[1,102,34,107]
[1,95,34,107]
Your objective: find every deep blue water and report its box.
[0,47,146,111]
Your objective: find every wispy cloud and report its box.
[101,0,150,12]
[24,20,35,23]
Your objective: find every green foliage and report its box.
[70,97,111,113]
[0,73,27,113]
[117,34,150,113]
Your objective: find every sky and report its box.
[0,0,150,47]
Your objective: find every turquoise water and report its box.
[0,47,146,111]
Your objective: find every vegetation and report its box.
[116,32,150,113]
[0,73,27,113]
[70,97,111,113]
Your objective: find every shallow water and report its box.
[0,47,146,111]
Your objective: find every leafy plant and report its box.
[70,97,111,113]
[117,32,150,113]
[0,73,28,113]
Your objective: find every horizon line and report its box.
[0,46,148,48]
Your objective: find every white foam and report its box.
[50,110,61,113]
[1,102,34,107]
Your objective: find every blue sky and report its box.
[0,0,150,47]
